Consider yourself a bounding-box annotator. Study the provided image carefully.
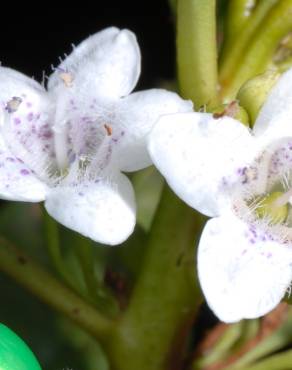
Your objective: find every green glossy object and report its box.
[0,324,42,370]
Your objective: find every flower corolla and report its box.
[149,68,292,322]
[0,27,192,245]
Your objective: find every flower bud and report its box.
[237,71,280,126]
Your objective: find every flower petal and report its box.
[0,67,55,181]
[113,89,193,172]
[0,137,47,201]
[254,68,292,140]
[263,138,292,189]
[44,173,136,245]
[198,212,292,322]
[48,27,140,100]
[148,112,257,217]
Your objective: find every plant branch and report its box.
[177,0,218,108]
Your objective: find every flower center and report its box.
[53,113,116,176]
[255,191,289,224]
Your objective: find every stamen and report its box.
[59,72,74,87]
[6,97,22,113]
[104,124,112,136]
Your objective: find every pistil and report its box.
[273,188,292,207]
[54,121,69,171]
[53,71,74,171]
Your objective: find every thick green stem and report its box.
[177,0,218,108]
[107,186,205,370]
[220,0,292,99]
[0,238,113,342]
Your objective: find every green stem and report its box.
[228,310,292,369]
[43,210,73,287]
[74,236,98,298]
[107,186,205,370]
[44,211,118,315]
[220,0,292,99]
[224,0,256,42]
[177,0,218,108]
[191,320,260,369]
[0,238,113,342]
[73,235,119,314]
[230,349,292,370]
[220,0,276,69]
[234,319,260,351]
[192,323,244,369]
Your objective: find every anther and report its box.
[59,72,74,87]
[6,97,22,113]
[104,124,112,136]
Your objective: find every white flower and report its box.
[148,68,292,322]
[0,27,192,245]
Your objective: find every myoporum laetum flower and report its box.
[0,27,192,245]
[149,68,292,322]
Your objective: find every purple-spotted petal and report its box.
[0,67,54,181]
[113,89,193,172]
[264,138,292,189]
[0,67,45,103]
[0,138,47,201]
[148,112,258,217]
[59,100,117,168]
[48,27,140,101]
[44,173,136,245]
[198,212,292,322]
[48,27,140,169]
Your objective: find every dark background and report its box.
[0,1,175,90]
